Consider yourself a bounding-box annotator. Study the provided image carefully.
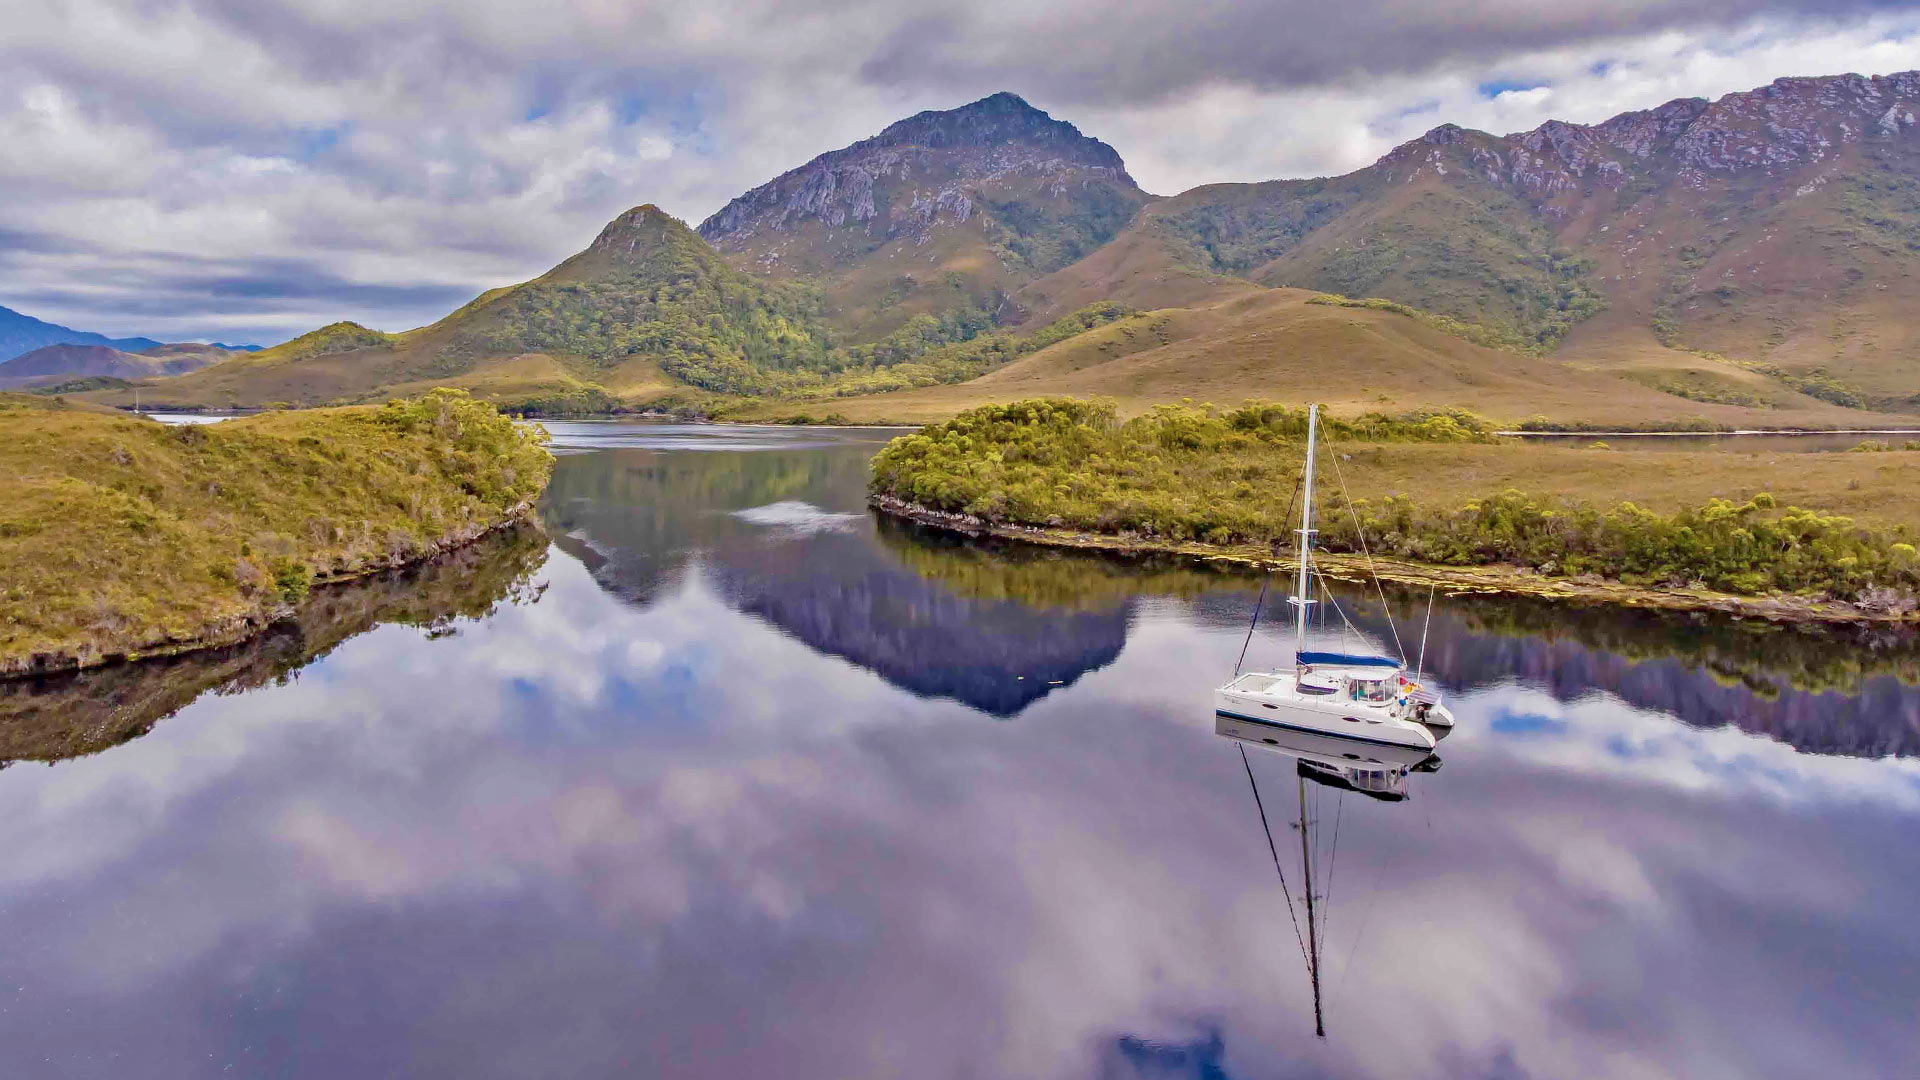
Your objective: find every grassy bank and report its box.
[1,524,548,764]
[0,389,553,674]
[868,399,1920,620]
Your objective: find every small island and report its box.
[868,399,1920,623]
[0,389,553,675]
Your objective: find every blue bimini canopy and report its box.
[1296,650,1402,670]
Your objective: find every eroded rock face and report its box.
[1380,71,1920,200]
[696,92,1142,264]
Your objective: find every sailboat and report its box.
[1218,716,1443,1038]
[1214,404,1457,751]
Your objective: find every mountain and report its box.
[697,92,1148,340]
[0,304,162,362]
[148,342,259,354]
[81,74,1920,427]
[105,206,836,409]
[0,343,227,389]
[1009,71,1920,414]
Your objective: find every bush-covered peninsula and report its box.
[0,389,553,674]
[868,399,1920,620]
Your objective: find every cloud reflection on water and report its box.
[0,427,1916,1078]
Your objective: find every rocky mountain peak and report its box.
[565,204,713,279]
[863,91,1126,170]
[1373,69,1920,200]
[696,92,1139,256]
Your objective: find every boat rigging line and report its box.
[1236,743,1314,1010]
[1416,584,1437,683]
[1319,415,1408,665]
[1233,463,1304,678]
[1296,773,1327,1038]
[1233,576,1269,677]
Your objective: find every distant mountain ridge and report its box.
[0,304,163,362]
[1012,69,1920,413]
[0,342,230,389]
[78,72,1920,427]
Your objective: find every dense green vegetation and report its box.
[1157,179,1360,272]
[870,398,1920,610]
[805,302,1135,398]
[0,389,553,672]
[870,398,1496,540]
[980,186,1146,272]
[441,205,1132,398]
[30,376,135,395]
[1157,178,1606,351]
[464,262,833,393]
[1293,215,1603,352]
[1320,491,1916,605]
[253,320,397,362]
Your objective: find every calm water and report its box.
[1514,430,1920,452]
[4,423,1918,1079]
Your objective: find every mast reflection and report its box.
[1217,714,1446,1037]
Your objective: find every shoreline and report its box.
[867,493,1919,625]
[0,502,542,680]
[1506,427,1920,438]
[104,404,1918,437]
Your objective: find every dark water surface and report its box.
[4,423,1918,1079]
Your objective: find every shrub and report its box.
[871,398,1919,603]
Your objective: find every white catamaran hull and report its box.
[1214,682,1439,751]
[1214,713,1436,770]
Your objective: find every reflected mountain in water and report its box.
[539,445,873,608]
[538,432,1920,750]
[709,522,1129,716]
[1342,588,1920,759]
[0,526,548,765]
[539,446,1131,716]
[885,533,1920,759]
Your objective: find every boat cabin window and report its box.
[1348,678,1395,703]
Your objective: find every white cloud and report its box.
[0,1,1916,343]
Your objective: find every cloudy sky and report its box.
[4,0,1920,345]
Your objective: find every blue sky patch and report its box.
[1490,709,1567,736]
[1478,80,1546,99]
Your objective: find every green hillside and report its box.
[81,72,1920,426]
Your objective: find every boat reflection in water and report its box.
[1217,713,1447,1037]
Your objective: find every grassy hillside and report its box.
[87,210,1141,416]
[789,288,1912,428]
[83,208,841,409]
[0,390,552,674]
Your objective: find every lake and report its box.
[3,421,1917,1079]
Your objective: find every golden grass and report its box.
[1334,441,1920,532]
[0,391,552,672]
[766,288,1920,428]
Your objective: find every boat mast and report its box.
[1292,404,1319,654]
[1298,773,1325,1038]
